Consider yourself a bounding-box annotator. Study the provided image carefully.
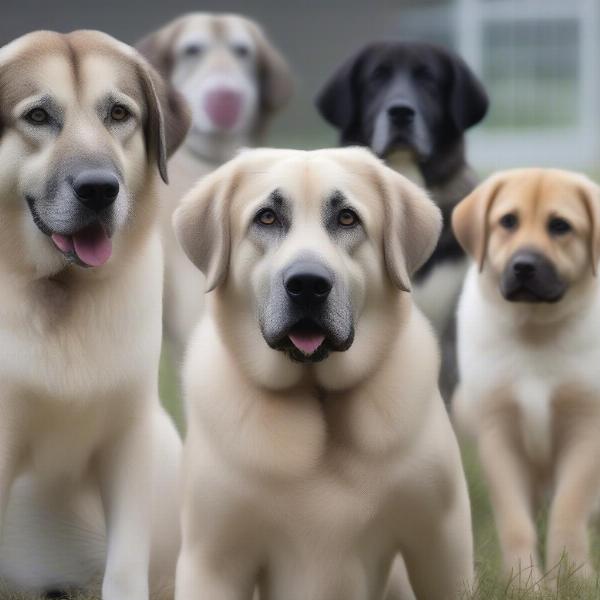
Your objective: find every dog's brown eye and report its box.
[338,209,358,227]
[25,108,49,124]
[548,217,572,236]
[110,104,130,122]
[499,213,518,230]
[256,209,277,226]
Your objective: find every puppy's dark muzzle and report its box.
[500,250,567,303]
[283,261,333,309]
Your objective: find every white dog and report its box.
[173,147,473,600]
[137,13,293,360]
[0,30,189,599]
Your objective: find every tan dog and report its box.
[137,13,293,361]
[453,169,600,583]
[0,30,189,599]
[173,147,473,600]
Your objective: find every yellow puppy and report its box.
[453,169,600,582]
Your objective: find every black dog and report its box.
[316,41,489,400]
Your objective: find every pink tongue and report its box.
[51,224,112,267]
[51,233,74,254]
[203,88,243,129]
[288,332,326,356]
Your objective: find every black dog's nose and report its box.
[511,253,538,281]
[284,261,333,306]
[73,170,119,211]
[388,104,415,126]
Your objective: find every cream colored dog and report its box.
[453,169,600,582]
[137,13,293,361]
[0,30,189,599]
[173,147,473,600]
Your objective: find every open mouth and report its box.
[271,319,331,363]
[51,222,112,268]
[26,197,113,269]
[288,319,326,357]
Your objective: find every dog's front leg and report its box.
[401,479,473,599]
[175,485,257,600]
[0,419,23,534]
[176,548,254,600]
[98,413,152,600]
[546,418,600,581]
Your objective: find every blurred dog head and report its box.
[453,169,600,305]
[173,147,441,389]
[316,42,488,169]
[0,30,189,277]
[137,13,293,159]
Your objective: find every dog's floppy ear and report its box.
[173,160,240,291]
[380,163,442,292]
[452,174,504,271]
[249,23,293,114]
[446,51,489,133]
[577,177,600,276]
[136,61,191,184]
[316,45,372,144]
[136,20,181,80]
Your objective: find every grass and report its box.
[2,354,600,599]
[460,443,600,599]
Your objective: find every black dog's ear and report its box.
[446,53,489,133]
[315,45,373,143]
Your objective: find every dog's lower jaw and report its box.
[282,344,331,363]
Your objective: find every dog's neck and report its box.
[385,150,425,188]
[419,137,468,188]
[183,129,254,165]
[385,138,476,207]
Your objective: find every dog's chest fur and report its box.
[0,236,162,466]
[386,150,425,188]
[458,268,600,466]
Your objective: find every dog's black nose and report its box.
[512,254,538,281]
[73,170,119,211]
[284,262,333,306]
[388,104,415,126]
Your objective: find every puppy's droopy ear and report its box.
[381,165,442,292]
[577,177,600,276]
[452,175,504,271]
[173,161,239,291]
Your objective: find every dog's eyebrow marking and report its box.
[269,189,286,207]
[329,190,346,208]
